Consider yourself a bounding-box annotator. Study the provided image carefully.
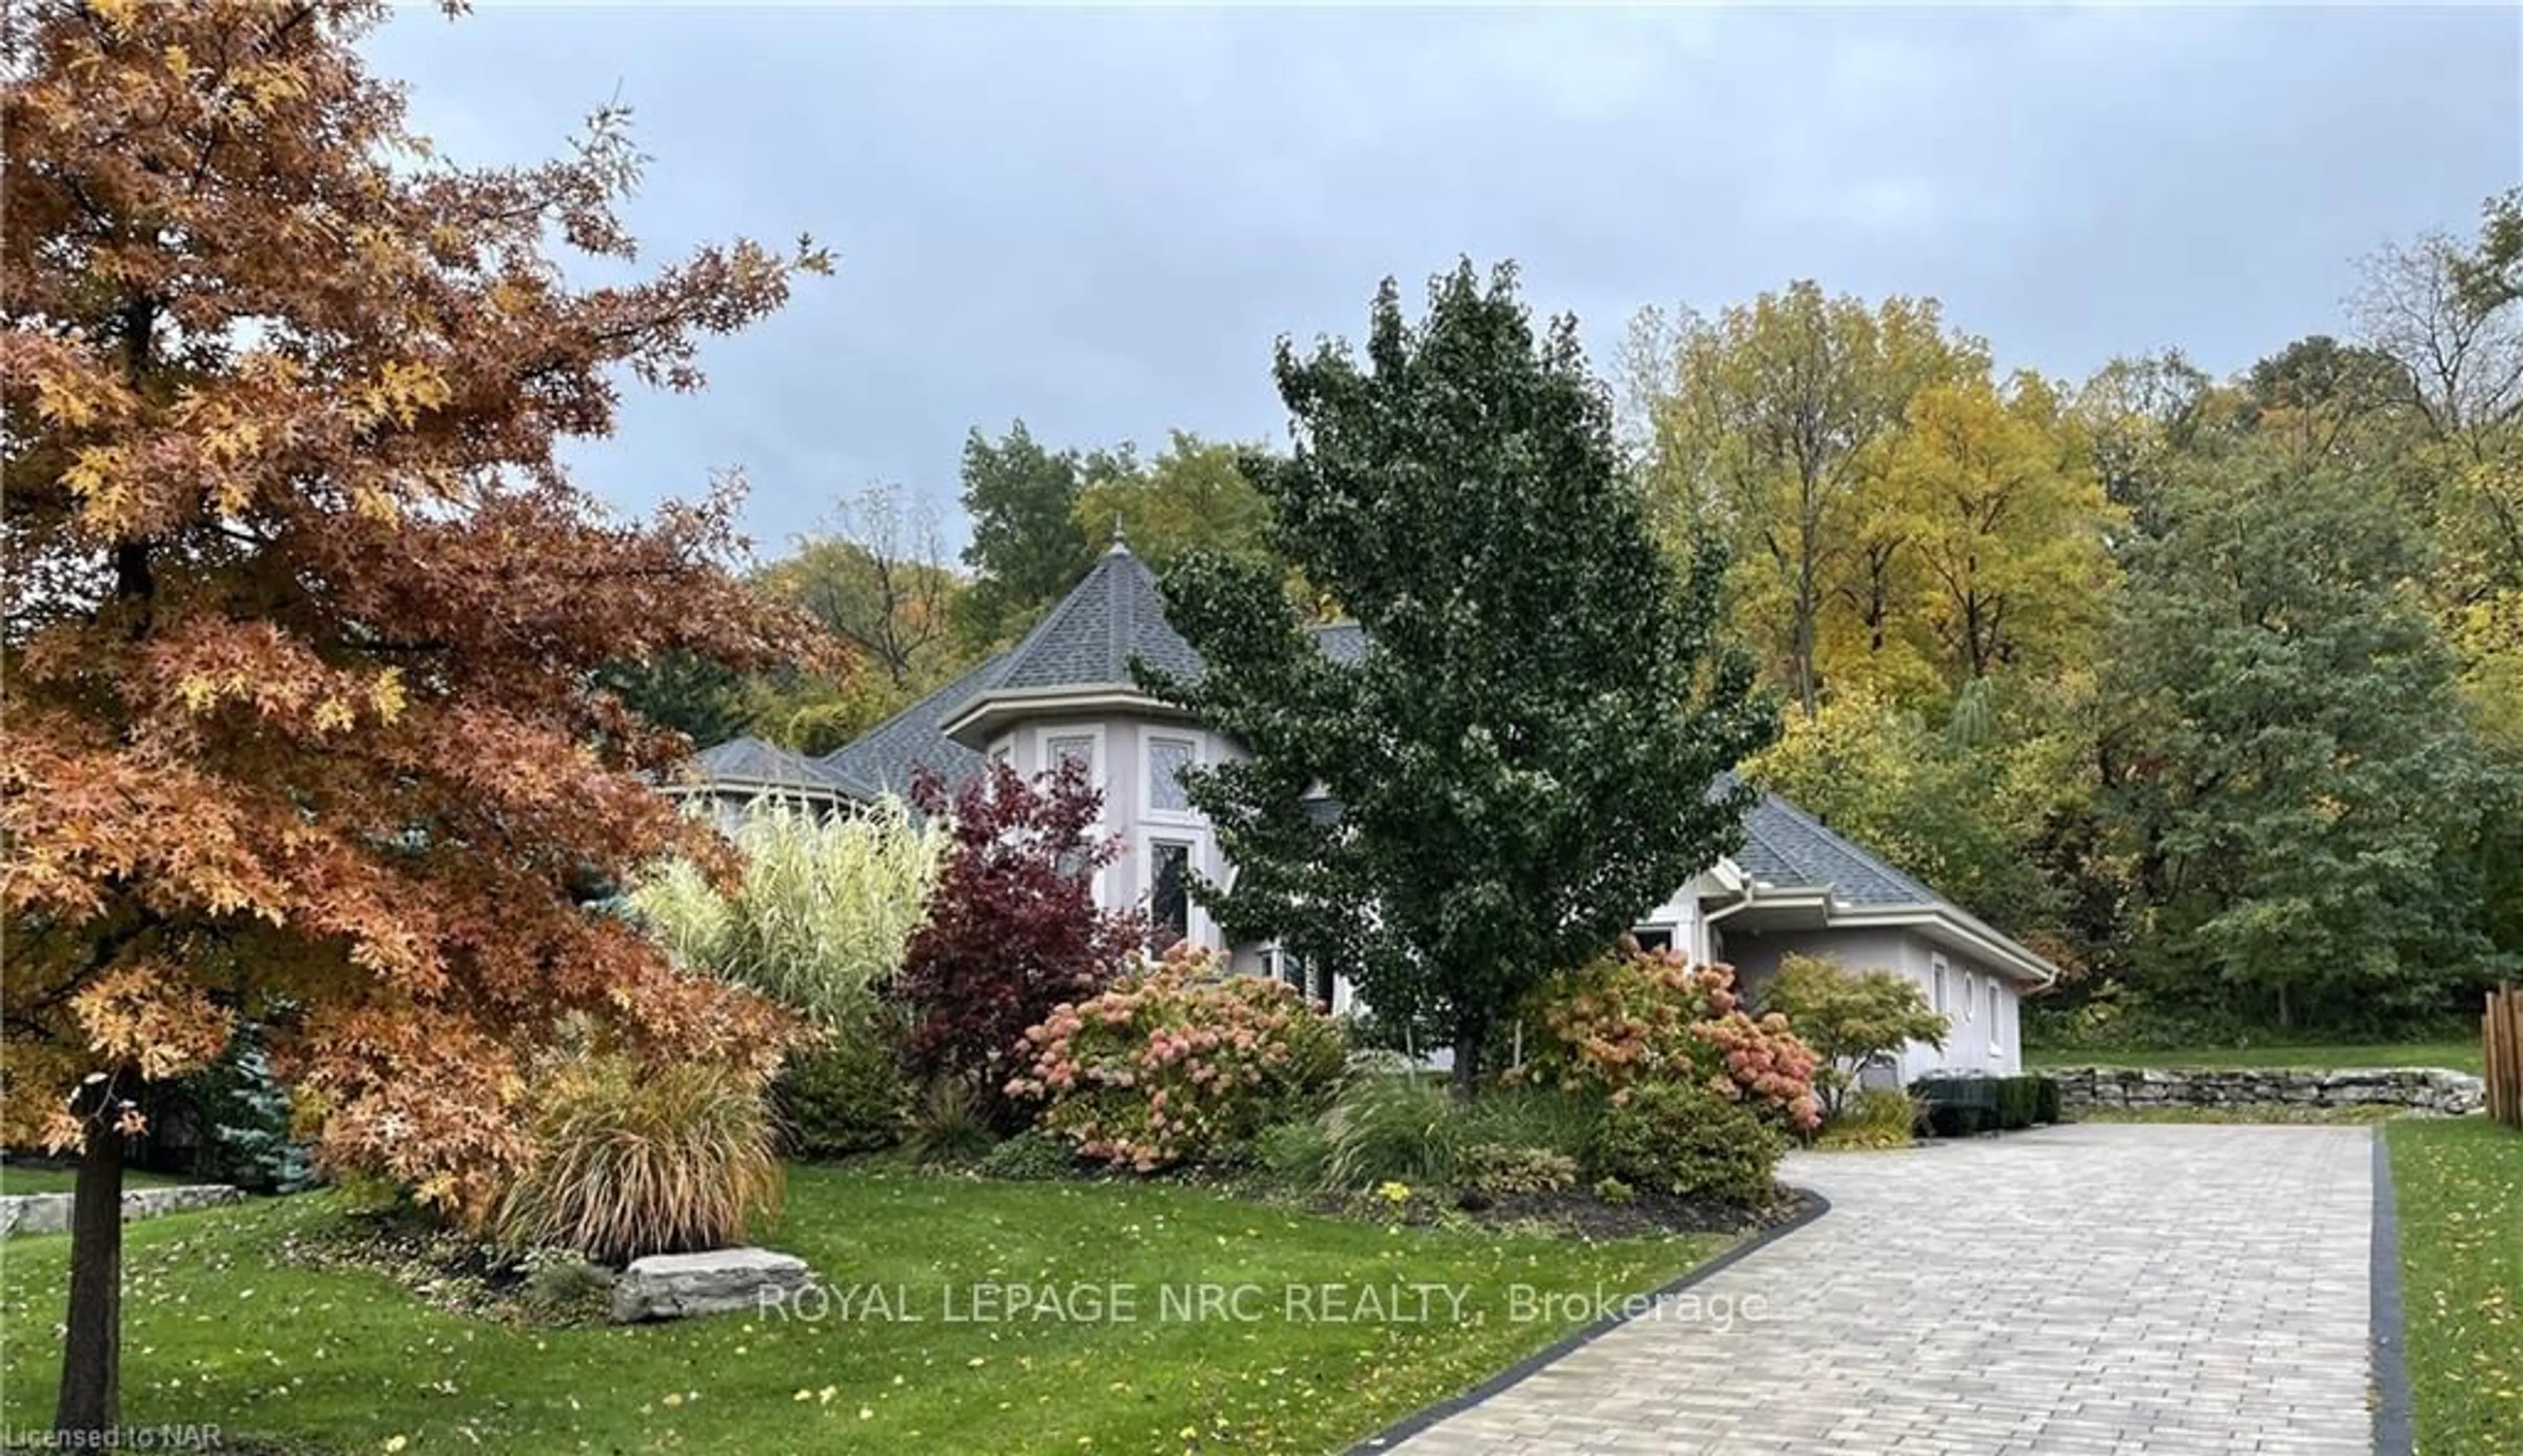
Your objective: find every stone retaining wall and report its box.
[0,1183,244,1239]
[2048,1065,2484,1116]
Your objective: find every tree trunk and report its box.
[1792,555,1819,718]
[1451,1011,1484,1101]
[55,1116,124,1440]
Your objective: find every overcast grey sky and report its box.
[365,5,2520,557]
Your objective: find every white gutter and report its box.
[1828,905,2058,989]
[1698,872,1763,965]
[1694,857,2060,990]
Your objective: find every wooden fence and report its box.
[2489,984,2523,1131]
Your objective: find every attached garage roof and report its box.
[1712,777,2054,987]
[1728,781,1944,907]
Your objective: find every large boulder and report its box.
[608,1247,813,1323]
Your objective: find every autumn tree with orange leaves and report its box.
[1,1,829,1435]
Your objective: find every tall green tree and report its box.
[2239,335,2409,470]
[1143,263,1777,1094]
[953,421,1097,651]
[1071,430,1275,570]
[2452,187,2523,313]
[597,650,754,748]
[2110,446,2499,1028]
[2072,350,2217,539]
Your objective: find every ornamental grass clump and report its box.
[633,802,940,1156]
[494,1056,782,1265]
[1009,945,1347,1172]
[630,797,944,1027]
[1318,1069,1473,1193]
[1818,1088,1925,1150]
[1510,939,1822,1132]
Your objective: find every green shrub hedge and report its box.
[772,1007,913,1158]
[1909,1074,2059,1137]
[1595,1080,1784,1205]
[978,1130,1078,1181]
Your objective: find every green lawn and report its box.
[0,1164,185,1196]
[2390,1118,2523,1456]
[0,1166,1719,1455]
[2027,1040,2482,1074]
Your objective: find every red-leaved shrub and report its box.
[899,761,1143,1128]
[1509,938,1821,1131]
[1008,945,1348,1172]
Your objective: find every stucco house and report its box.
[674,540,2057,1079]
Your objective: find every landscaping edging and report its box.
[1344,1187,1830,1453]
[2369,1130,2413,1456]
[2049,1066,2483,1116]
[0,1183,244,1239]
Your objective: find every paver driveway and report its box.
[1383,1124,2375,1456]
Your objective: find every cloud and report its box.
[359,5,2522,554]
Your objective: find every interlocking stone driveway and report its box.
[1385,1124,2375,1456]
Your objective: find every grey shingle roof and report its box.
[1307,621,1367,664]
[687,735,877,800]
[805,563,1362,798]
[991,543,1206,692]
[1727,778,1944,907]
[816,650,1012,797]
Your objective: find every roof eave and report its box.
[1823,903,2059,988]
[1702,872,2059,989]
[662,775,872,806]
[939,685,1202,746]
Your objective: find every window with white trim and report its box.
[1930,955,1949,1015]
[1963,970,1978,1022]
[1148,736,1196,814]
[1046,733,1095,778]
[1148,839,1193,952]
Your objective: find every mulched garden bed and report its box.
[275,1207,614,1327]
[1297,1182,1811,1241]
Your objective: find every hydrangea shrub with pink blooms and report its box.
[1007,944,1348,1172]
[1509,938,1823,1133]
